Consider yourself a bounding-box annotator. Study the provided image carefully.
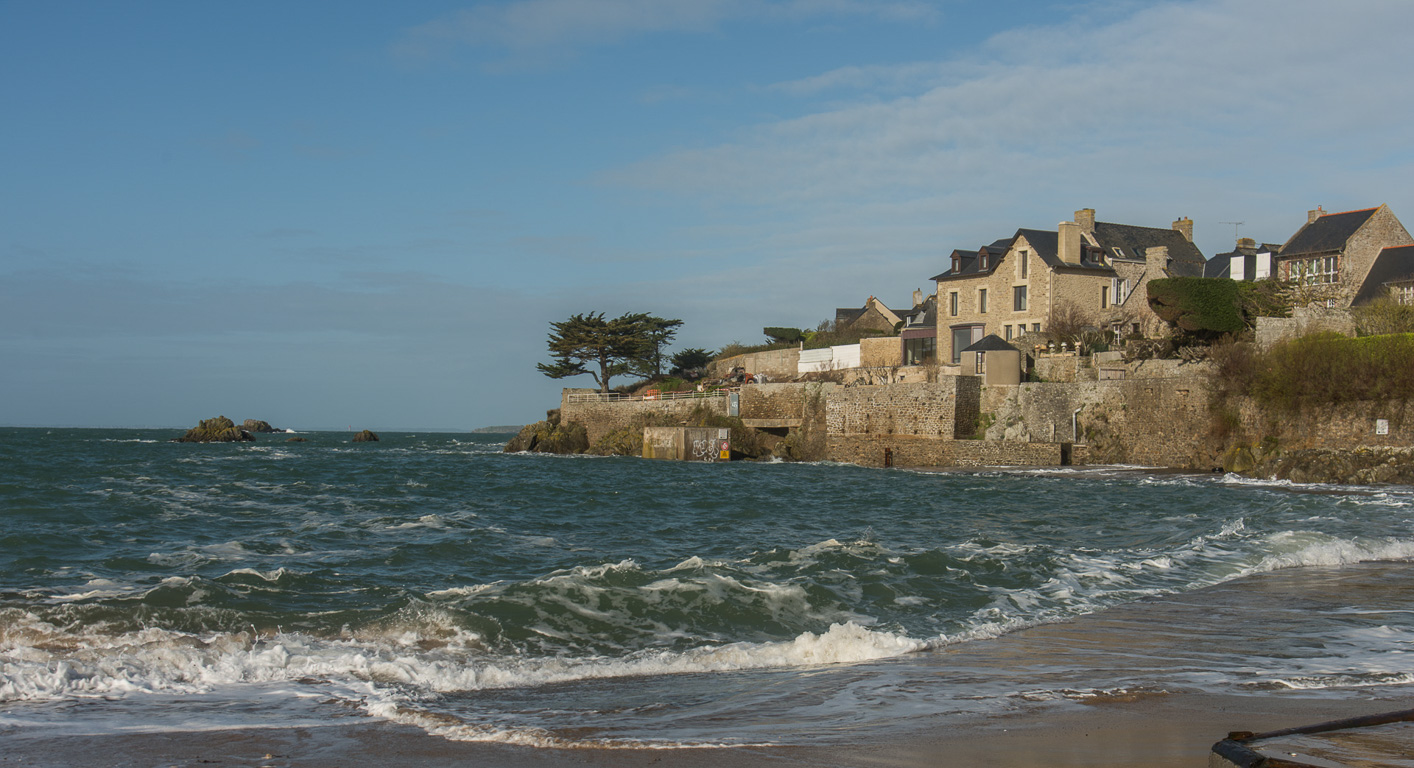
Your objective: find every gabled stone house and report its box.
[931,209,1206,364]
[834,296,903,335]
[1274,204,1413,307]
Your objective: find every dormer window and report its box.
[1113,247,1127,259]
[952,257,960,273]
[979,254,988,270]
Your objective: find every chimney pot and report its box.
[1308,206,1325,224]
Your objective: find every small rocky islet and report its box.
[174,416,378,444]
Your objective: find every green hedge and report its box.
[1146,277,1246,335]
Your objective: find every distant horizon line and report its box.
[0,423,525,434]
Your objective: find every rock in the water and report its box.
[286,437,308,443]
[176,416,254,443]
[352,430,380,443]
[241,419,283,433]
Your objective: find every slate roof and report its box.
[932,220,1209,282]
[930,239,1015,281]
[1091,222,1207,277]
[1203,255,1232,279]
[1354,244,1414,305]
[962,334,1019,353]
[1280,207,1379,256]
[900,295,936,329]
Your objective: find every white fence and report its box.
[564,390,731,404]
[798,344,861,373]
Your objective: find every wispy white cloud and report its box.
[393,0,940,63]
[608,0,1414,263]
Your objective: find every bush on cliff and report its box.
[1251,332,1414,412]
[176,416,254,443]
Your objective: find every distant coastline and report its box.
[471,425,522,434]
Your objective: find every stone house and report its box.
[834,296,903,335]
[931,209,1206,364]
[1273,204,1413,307]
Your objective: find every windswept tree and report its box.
[625,314,683,378]
[537,312,682,392]
[669,347,713,377]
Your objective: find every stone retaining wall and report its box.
[825,378,979,439]
[560,391,729,445]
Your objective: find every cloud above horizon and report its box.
[394,0,939,64]
[607,0,1414,248]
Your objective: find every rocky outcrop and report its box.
[175,416,254,443]
[241,419,284,433]
[352,430,380,443]
[504,410,589,454]
[286,437,308,443]
[1248,447,1414,485]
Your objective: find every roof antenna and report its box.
[1220,221,1244,240]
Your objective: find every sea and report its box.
[2,427,1413,749]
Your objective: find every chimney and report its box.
[1058,221,1082,265]
[1308,206,1325,224]
[1171,216,1193,242]
[912,288,923,308]
[1075,208,1096,234]
[1237,237,1256,254]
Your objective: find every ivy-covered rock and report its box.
[175,416,254,443]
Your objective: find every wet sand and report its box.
[3,692,1407,768]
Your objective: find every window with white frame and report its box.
[1288,256,1339,285]
[1112,277,1129,306]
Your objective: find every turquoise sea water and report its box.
[2,427,1413,747]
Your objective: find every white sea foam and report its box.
[0,609,926,718]
[1246,533,1414,573]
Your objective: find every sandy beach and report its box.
[3,691,1406,767]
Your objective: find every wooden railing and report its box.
[565,389,732,404]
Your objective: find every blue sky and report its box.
[3,0,1412,430]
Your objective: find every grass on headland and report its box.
[1213,332,1414,413]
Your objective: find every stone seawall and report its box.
[825,379,979,439]
[560,391,729,445]
[826,435,1065,469]
[982,377,1215,469]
